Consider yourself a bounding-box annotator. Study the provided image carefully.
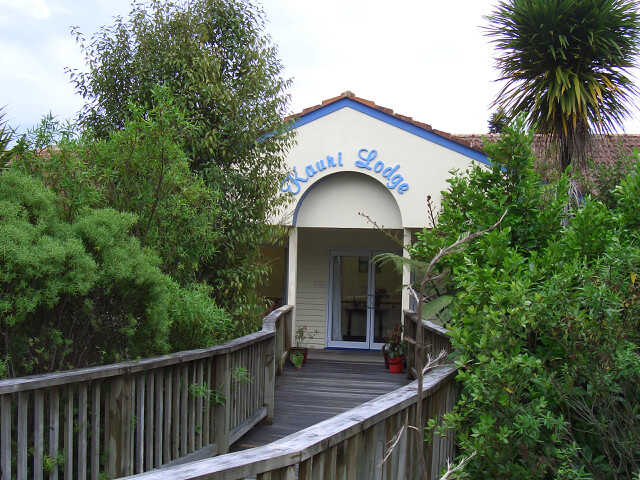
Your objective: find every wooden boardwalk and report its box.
[234,349,409,449]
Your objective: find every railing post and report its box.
[405,311,417,379]
[106,376,132,478]
[285,309,293,352]
[264,337,276,424]
[1,394,11,480]
[275,316,283,376]
[214,353,231,455]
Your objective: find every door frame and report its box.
[326,249,373,349]
[326,248,401,350]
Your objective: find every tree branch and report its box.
[439,451,477,480]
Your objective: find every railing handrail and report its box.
[0,305,293,394]
[403,309,451,337]
[121,364,457,479]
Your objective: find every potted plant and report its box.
[290,351,304,370]
[384,324,405,374]
[291,326,311,363]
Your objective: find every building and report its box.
[260,92,489,351]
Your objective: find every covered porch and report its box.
[260,226,413,351]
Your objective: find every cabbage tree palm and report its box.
[486,0,640,171]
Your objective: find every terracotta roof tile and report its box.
[455,133,640,167]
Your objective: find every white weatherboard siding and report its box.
[295,228,402,349]
[274,106,481,229]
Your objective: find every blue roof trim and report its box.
[289,98,490,166]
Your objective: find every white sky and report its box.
[2,0,640,135]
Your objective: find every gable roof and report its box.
[287,91,640,170]
[287,91,490,165]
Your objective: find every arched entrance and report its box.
[293,171,403,229]
[293,172,404,349]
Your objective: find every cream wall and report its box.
[275,106,481,229]
[295,172,403,229]
[295,227,402,349]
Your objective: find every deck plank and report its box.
[234,351,408,448]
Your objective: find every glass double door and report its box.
[328,251,402,350]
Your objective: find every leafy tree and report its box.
[486,0,640,171]
[411,120,640,478]
[167,282,235,352]
[67,0,294,323]
[12,88,222,286]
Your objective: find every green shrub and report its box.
[0,169,173,376]
[167,282,235,352]
[578,148,639,209]
[614,158,640,232]
[11,88,274,336]
[412,119,640,478]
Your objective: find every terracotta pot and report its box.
[388,356,404,374]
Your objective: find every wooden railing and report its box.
[120,365,457,480]
[0,305,293,480]
[404,310,452,380]
[116,310,457,480]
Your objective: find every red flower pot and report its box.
[388,356,404,374]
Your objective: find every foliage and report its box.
[290,352,303,368]
[67,0,294,324]
[383,324,405,359]
[488,107,509,134]
[188,382,226,405]
[232,366,252,384]
[5,94,250,373]
[578,146,639,209]
[12,88,222,286]
[0,169,172,376]
[411,120,640,478]
[0,355,8,379]
[411,116,567,281]
[486,0,640,170]
[0,107,14,166]
[166,282,235,352]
